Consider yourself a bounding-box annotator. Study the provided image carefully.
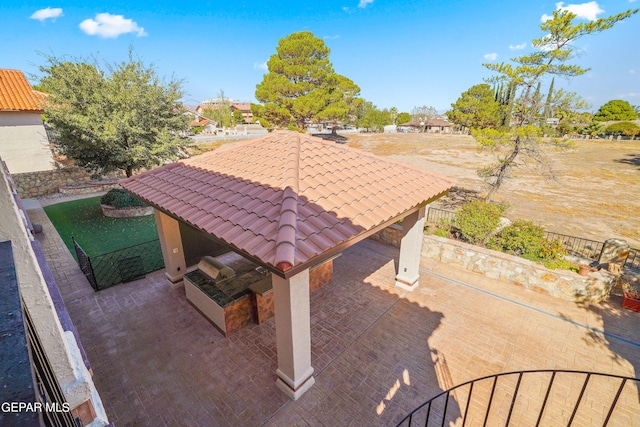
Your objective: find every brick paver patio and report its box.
[27,197,640,426]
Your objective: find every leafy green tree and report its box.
[232,109,245,124]
[356,101,393,132]
[447,84,502,132]
[475,7,637,200]
[593,99,639,121]
[396,112,412,125]
[605,121,640,137]
[202,90,234,128]
[38,53,190,177]
[582,121,606,137]
[255,31,360,130]
[543,77,555,119]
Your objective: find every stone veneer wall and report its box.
[12,167,93,198]
[370,225,616,303]
[12,167,122,198]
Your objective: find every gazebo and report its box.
[120,130,456,399]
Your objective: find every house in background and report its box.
[0,69,56,173]
[230,102,253,123]
[398,118,453,134]
[196,98,254,124]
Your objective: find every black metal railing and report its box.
[1,240,78,427]
[72,237,164,291]
[543,231,605,260]
[626,248,640,272]
[426,207,456,225]
[24,304,80,427]
[72,237,98,291]
[397,370,640,427]
[424,207,640,269]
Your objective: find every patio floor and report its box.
[28,198,640,426]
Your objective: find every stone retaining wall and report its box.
[12,167,93,198]
[100,204,154,218]
[369,225,616,303]
[12,167,122,198]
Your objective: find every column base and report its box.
[165,271,184,284]
[276,367,315,400]
[395,274,419,291]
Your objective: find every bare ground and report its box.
[344,133,640,248]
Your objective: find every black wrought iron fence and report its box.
[626,248,640,271]
[424,208,639,269]
[426,207,456,225]
[73,236,98,291]
[397,370,640,427]
[72,237,164,291]
[543,231,605,260]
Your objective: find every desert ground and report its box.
[343,133,640,248]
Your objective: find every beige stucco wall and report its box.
[0,111,55,173]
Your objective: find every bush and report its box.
[489,220,566,262]
[100,188,147,209]
[454,201,507,245]
[604,121,640,137]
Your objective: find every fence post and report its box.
[599,239,630,275]
[72,236,99,291]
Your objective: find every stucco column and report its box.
[273,268,315,400]
[395,206,426,291]
[154,210,186,283]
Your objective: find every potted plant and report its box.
[100,188,153,218]
[621,279,640,313]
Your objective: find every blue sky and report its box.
[3,1,639,112]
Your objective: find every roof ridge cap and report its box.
[274,132,300,271]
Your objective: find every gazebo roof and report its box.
[121,131,455,277]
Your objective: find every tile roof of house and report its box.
[121,131,456,275]
[230,103,251,112]
[399,118,451,127]
[0,69,44,112]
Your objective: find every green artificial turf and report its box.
[44,196,159,258]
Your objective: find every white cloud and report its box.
[484,53,498,61]
[620,92,639,98]
[509,42,526,50]
[79,13,147,38]
[358,0,374,8]
[542,1,604,22]
[253,62,268,71]
[30,7,63,22]
[323,35,340,40]
[630,69,636,74]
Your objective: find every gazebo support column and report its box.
[154,210,187,283]
[273,268,315,400]
[395,206,426,291]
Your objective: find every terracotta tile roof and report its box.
[399,118,451,127]
[121,131,456,274]
[0,69,44,112]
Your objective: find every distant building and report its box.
[398,118,453,134]
[0,69,56,173]
[198,98,254,123]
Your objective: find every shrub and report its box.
[489,219,567,262]
[542,258,578,272]
[604,121,640,137]
[100,188,147,209]
[454,201,507,245]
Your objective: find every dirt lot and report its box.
[344,133,640,248]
